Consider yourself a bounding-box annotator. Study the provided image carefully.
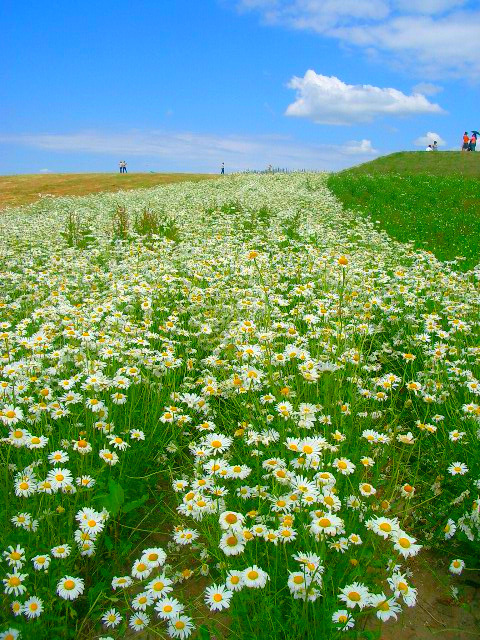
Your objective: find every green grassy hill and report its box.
[342,150,480,177]
[0,172,217,209]
[328,152,480,271]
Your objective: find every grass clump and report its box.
[328,172,480,271]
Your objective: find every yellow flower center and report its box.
[398,537,411,549]
[247,570,259,580]
[348,591,361,602]
[64,580,75,590]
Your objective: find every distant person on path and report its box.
[462,132,470,151]
[468,134,477,152]
[221,162,225,175]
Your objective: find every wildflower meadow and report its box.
[0,173,479,639]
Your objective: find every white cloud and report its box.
[412,82,443,96]
[393,0,467,14]
[0,130,380,172]
[343,139,378,154]
[414,131,446,146]
[233,1,480,79]
[285,71,444,125]
[39,168,51,174]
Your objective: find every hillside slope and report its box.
[0,172,217,209]
[343,151,480,177]
[328,152,480,271]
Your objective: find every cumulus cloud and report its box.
[39,168,51,174]
[285,72,444,125]
[0,130,380,172]
[233,1,480,79]
[414,131,446,146]
[343,139,378,154]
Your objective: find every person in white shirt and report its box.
[425,145,433,151]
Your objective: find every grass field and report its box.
[328,152,480,271]
[343,151,480,177]
[0,172,217,209]
[1,173,479,640]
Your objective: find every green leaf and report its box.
[198,626,211,640]
[108,478,125,506]
[92,479,125,515]
[104,534,113,551]
[122,493,148,514]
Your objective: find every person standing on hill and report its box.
[119,160,123,173]
[462,132,470,151]
[432,141,438,151]
[221,162,225,175]
[469,134,477,152]
[123,161,128,173]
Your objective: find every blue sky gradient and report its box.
[1,1,479,173]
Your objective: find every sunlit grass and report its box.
[328,171,480,271]
[0,172,217,210]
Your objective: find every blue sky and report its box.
[1,0,479,174]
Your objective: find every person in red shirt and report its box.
[469,134,477,152]
[462,132,470,151]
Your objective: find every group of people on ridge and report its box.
[118,161,128,173]
[462,132,477,152]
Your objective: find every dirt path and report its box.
[367,553,480,639]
